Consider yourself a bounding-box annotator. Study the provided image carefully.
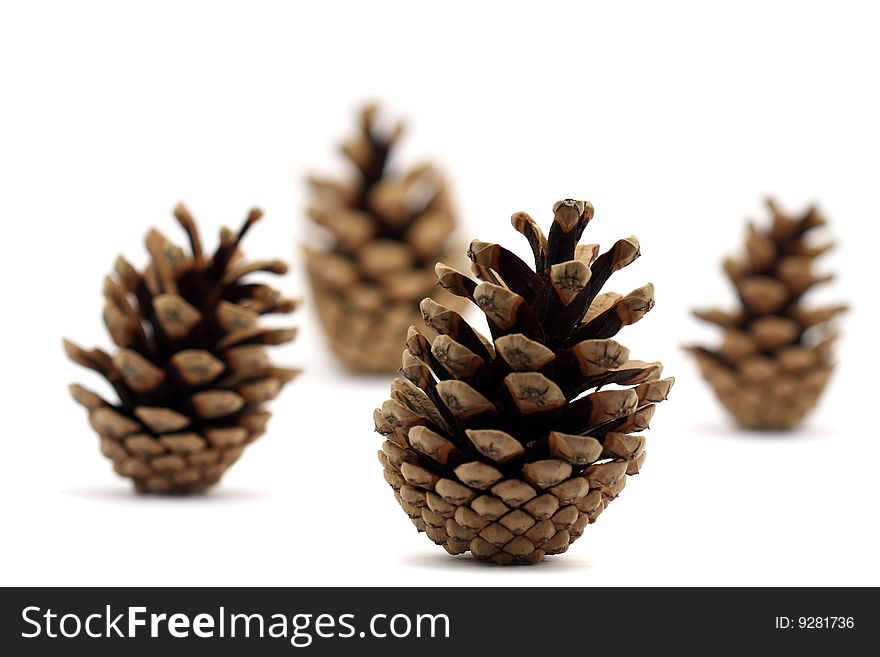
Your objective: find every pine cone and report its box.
[688,200,847,429]
[306,104,462,373]
[374,200,674,564]
[64,204,299,494]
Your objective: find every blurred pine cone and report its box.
[688,200,847,429]
[306,104,462,373]
[65,204,299,493]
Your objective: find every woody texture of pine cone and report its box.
[375,199,674,564]
[306,104,462,373]
[688,200,847,430]
[64,205,299,494]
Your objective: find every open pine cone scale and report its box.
[376,199,674,564]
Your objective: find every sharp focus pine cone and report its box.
[374,200,674,564]
[64,205,300,494]
[306,104,462,373]
[688,200,847,430]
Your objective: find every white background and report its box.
[1,0,877,586]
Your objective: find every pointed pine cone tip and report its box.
[434,262,470,293]
[62,337,81,359]
[467,239,493,260]
[373,408,391,435]
[510,211,540,237]
[408,426,459,465]
[628,283,655,306]
[419,297,448,323]
[173,202,194,225]
[102,274,122,299]
[616,236,642,268]
[638,377,675,404]
[572,338,630,375]
[436,379,494,417]
[405,328,431,361]
[551,199,593,231]
[401,349,432,388]
[434,261,453,279]
[510,210,549,266]
[360,102,379,130]
[473,282,524,330]
[575,242,600,265]
[548,431,603,465]
[257,260,288,275]
[274,367,303,383]
[62,339,104,371]
[144,227,167,251]
[113,255,138,285]
[266,327,299,344]
[504,372,566,414]
[68,383,107,410]
[232,207,264,246]
[360,100,379,125]
[764,197,786,219]
[113,349,165,393]
[465,428,524,464]
[431,335,481,376]
[273,298,300,314]
[153,294,202,339]
[522,459,572,489]
[494,333,554,371]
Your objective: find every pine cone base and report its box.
[307,265,460,372]
[90,405,265,494]
[693,354,833,429]
[380,440,629,564]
